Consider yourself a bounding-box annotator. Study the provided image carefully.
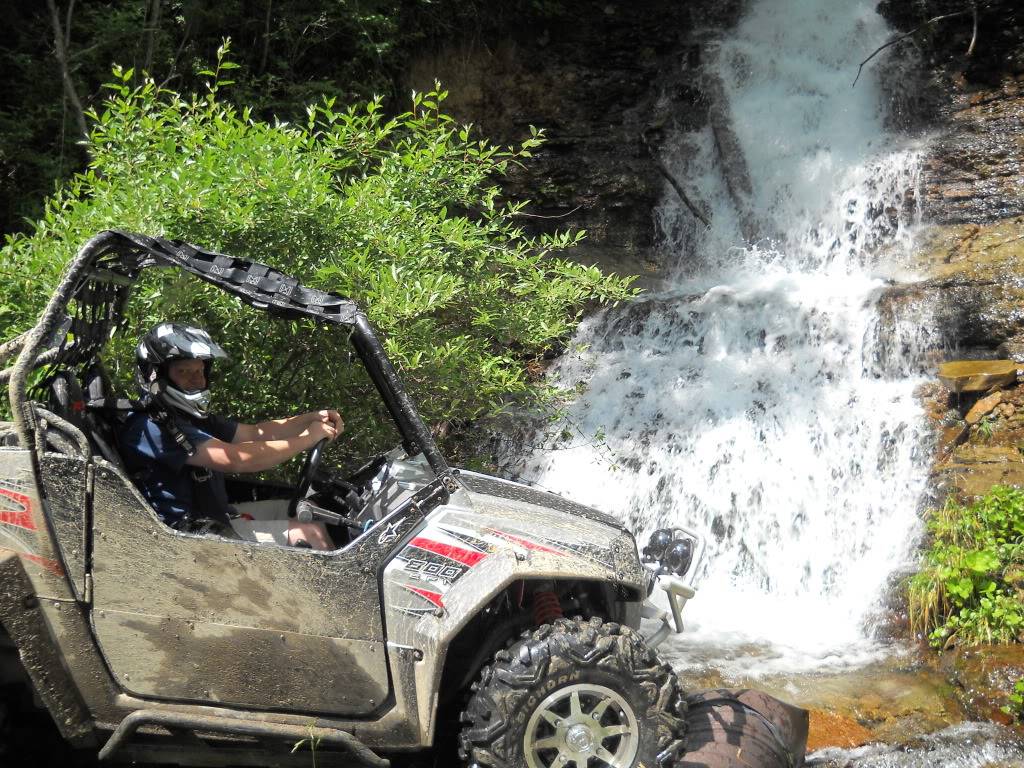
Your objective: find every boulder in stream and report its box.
[679,689,808,768]
[938,360,1019,395]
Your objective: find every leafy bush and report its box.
[909,486,1024,648]
[0,47,636,458]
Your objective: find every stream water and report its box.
[507,0,1024,762]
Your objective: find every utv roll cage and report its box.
[1,230,450,480]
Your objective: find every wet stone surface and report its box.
[806,721,1024,768]
[921,378,1024,501]
[672,651,967,754]
[944,645,1024,726]
[939,361,1020,395]
[688,649,1024,765]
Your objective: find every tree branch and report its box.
[46,0,88,141]
[64,0,74,51]
[157,17,192,91]
[641,132,711,229]
[514,205,582,220]
[967,2,979,57]
[852,9,971,87]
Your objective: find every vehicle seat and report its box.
[49,366,128,469]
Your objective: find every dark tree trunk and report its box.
[143,0,162,74]
[45,0,88,142]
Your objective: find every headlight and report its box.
[642,528,673,562]
[643,528,697,578]
[665,538,694,577]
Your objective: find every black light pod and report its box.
[665,538,694,577]
[643,528,673,562]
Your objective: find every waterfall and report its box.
[513,0,935,673]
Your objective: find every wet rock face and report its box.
[944,645,1024,725]
[876,1,1024,359]
[881,218,1024,355]
[876,1,1024,513]
[922,77,1024,225]
[406,0,742,287]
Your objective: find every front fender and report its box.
[381,491,644,745]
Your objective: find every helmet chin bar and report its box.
[152,379,212,419]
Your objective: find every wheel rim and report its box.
[524,682,640,768]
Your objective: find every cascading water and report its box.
[513,0,938,673]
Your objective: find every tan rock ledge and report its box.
[938,360,1019,394]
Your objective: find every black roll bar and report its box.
[351,314,449,477]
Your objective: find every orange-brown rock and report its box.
[925,379,1024,501]
[932,444,1024,500]
[805,709,874,751]
[965,391,1004,424]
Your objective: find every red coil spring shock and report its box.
[532,589,563,625]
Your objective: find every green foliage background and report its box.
[909,486,1024,647]
[0,52,635,459]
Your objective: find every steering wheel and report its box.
[289,438,328,517]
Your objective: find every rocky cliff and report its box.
[875,0,1024,498]
[406,0,742,288]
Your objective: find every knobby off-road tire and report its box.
[459,616,686,768]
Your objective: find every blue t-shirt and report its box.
[119,412,238,528]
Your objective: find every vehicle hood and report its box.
[457,471,628,531]
[450,470,644,587]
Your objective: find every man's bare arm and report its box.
[187,421,337,473]
[234,410,344,442]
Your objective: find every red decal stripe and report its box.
[0,547,64,576]
[409,537,486,567]
[489,529,565,556]
[21,552,64,576]
[0,488,34,531]
[0,511,35,531]
[405,585,445,610]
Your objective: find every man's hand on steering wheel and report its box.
[288,420,340,516]
[307,409,344,436]
[303,419,339,444]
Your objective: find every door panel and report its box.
[94,610,388,711]
[89,464,414,715]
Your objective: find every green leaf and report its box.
[947,577,973,600]
[964,549,1000,573]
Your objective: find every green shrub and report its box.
[1005,678,1024,721]
[0,46,636,459]
[909,486,1024,648]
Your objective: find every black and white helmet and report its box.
[136,323,228,419]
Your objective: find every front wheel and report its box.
[459,617,686,768]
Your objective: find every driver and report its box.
[119,323,339,550]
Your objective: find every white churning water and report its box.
[513,0,937,674]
